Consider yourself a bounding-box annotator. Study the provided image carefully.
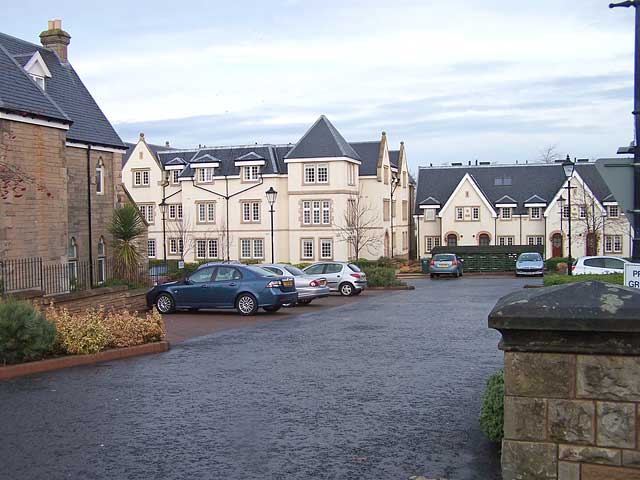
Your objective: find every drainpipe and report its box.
[87,144,94,287]
[519,215,523,245]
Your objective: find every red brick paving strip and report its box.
[0,341,170,381]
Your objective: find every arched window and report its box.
[97,237,106,284]
[478,233,491,247]
[447,233,458,247]
[96,158,105,195]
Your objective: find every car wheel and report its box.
[298,299,313,305]
[263,306,281,313]
[339,282,354,296]
[353,290,362,296]
[236,293,258,316]
[155,293,175,314]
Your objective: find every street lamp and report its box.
[265,186,278,263]
[562,155,575,275]
[159,199,168,269]
[390,175,401,258]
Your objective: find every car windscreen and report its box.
[284,266,305,276]
[433,254,455,261]
[245,266,278,277]
[518,253,542,262]
[348,264,361,272]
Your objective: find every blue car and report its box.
[515,252,544,277]
[146,263,298,316]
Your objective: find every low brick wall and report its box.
[5,286,149,313]
[43,286,149,313]
[490,281,640,480]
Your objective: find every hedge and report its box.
[544,273,623,286]
[479,370,504,443]
[545,257,570,272]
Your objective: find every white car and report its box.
[572,256,630,275]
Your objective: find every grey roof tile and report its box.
[285,116,360,161]
[0,31,124,148]
[414,163,613,215]
[350,141,381,176]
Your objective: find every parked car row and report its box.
[427,251,633,278]
[146,261,367,316]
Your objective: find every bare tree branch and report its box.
[334,187,382,260]
[538,144,563,164]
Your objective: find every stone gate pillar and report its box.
[489,281,640,480]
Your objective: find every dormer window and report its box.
[24,51,52,91]
[243,165,260,181]
[197,167,215,183]
[29,74,45,90]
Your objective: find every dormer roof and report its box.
[235,151,264,161]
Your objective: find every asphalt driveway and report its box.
[0,276,534,480]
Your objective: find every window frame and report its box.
[301,238,314,260]
[320,238,333,259]
[147,239,156,258]
[530,207,541,220]
[608,205,620,218]
[133,169,150,187]
[95,161,104,195]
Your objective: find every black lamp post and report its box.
[390,175,401,258]
[562,155,576,275]
[265,186,277,263]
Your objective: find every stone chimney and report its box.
[39,19,71,63]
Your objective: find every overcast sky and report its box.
[3,0,637,171]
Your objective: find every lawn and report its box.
[543,273,623,286]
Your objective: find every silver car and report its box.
[261,264,330,305]
[303,262,367,296]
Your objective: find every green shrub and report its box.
[0,299,56,365]
[544,273,624,286]
[167,262,201,281]
[361,265,403,287]
[479,370,504,443]
[292,262,311,270]
[376,256,395,267]
[545,257,569,272]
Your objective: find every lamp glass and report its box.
[562,159,575,179]
[266,187,278,206]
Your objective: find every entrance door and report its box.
[551,233,563,258]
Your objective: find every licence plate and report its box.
[437,263,449,268]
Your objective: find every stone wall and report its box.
[502,351,640,480]
[0,119,69,262]
[489,281,640,480]
[10,286,150,314]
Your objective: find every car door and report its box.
[603,257,625,274]
[178,266,216,306]
[210,266,243,308]
[324,263,343,290]
[582,257,605,274]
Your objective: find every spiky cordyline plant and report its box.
[108,204,146,280]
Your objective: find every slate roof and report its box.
[236,151,264,161]
[350,141,381,176]
[285,115,361,161]
[414,163,614,215]
[0,31,124,148]
[156,145,289,177]
[388,150,399,168]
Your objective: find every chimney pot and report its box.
[139,132,145,139]
[165,141,170,148]
[40,19,71,62]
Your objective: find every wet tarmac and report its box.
[0,276,534,479]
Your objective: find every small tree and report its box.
[538,144,563,164]
[166,215,194,262]
[571,181,626,255]
[335,188,383,260]
[214,220,234,261]
[108,204,146,281]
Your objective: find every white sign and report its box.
[178,260,185,270]
[624,263,640,289]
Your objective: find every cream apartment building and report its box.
[414,162,632,259]
[122,116,413,263]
